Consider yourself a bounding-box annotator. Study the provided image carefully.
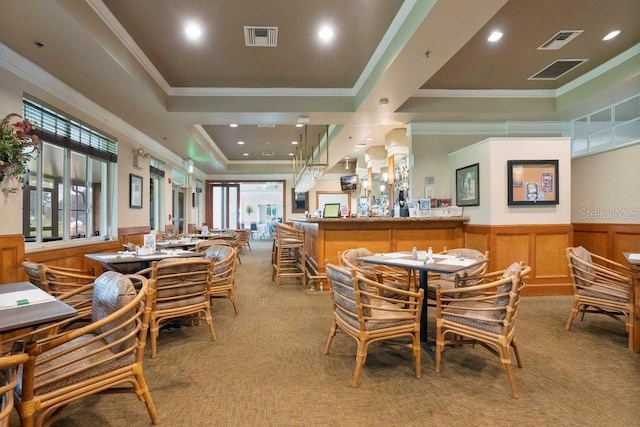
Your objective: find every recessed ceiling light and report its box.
[295,123,304,128]
[365,137,373,141]
[288,153,294,156]
[603,30,620,41]
[243,153,249,156]
[318,24,334,43]
[229,123,238,128]
[488,30,503,42]
[237,141,245,145]
[291,141,298,145]
[184,22,203,41]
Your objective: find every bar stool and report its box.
[271,223,306,287]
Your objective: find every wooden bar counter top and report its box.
[291,216,469,285]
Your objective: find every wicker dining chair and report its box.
[435,262,531,398]
[426,248,488,302]
[138,258,216,359]
[204,244,239,314]
[0,347,28,427]
[14,271,158,426]
[22,261,95,296]
[324,263,424,387]
[235,229,251,252]
[339,247,415,294]
[21,261,95,326]
[565,246,634,349]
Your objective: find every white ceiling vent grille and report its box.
[244,26,278,47]
[538,30,583,50]
[529,59,588,80]
[261,151,275,157]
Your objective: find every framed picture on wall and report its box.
[507,160,559,206]
[455,163,479,206]
[129,173,143,209]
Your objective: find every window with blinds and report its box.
[22,98,117,244]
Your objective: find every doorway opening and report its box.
[205,180,285,235]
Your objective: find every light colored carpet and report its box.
[13,239,640,426]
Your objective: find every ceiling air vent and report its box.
[261,151,275,157]
[529,59,587,80]
[538,30,583,50]
[244,26,278,47]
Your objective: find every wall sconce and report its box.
[187,159,194,173]
[133,148,150,168]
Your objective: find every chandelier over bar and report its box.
[293,125,330,193]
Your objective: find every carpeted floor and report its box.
[13,239,640,426]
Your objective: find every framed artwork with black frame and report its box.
[455,163,479,207]
[129,173,143,209]
[507,159,559,206]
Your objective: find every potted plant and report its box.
[246,205,254,217]
[0,113,39,194]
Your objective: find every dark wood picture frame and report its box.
[455,163,479,207]
[129,173,143,209]
[507,159,559,206]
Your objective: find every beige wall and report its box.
[572,143,640,224]
[408,134,483,201]
[449,137,572,225]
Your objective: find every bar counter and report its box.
[291,216,469,283]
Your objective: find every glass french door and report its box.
[172,186,187,234]
[211,184,239,230]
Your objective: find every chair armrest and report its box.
[590,252,635,274]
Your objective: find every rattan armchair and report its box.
[0,346,28,427]
[194,239,217,253]
[236,229,251,252]
[138,258,216,359]
[324,263,424,387]
[204,245,239,314]
[14,271,158,426]
[23,262,95,316]
[435,262,531,398]
[566,246,634,349]
[22,261,95,296]
[339,247,415,294]
[426,248,488,302]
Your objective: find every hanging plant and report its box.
[0,113,40,194]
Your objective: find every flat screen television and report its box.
[340,175,357,191]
